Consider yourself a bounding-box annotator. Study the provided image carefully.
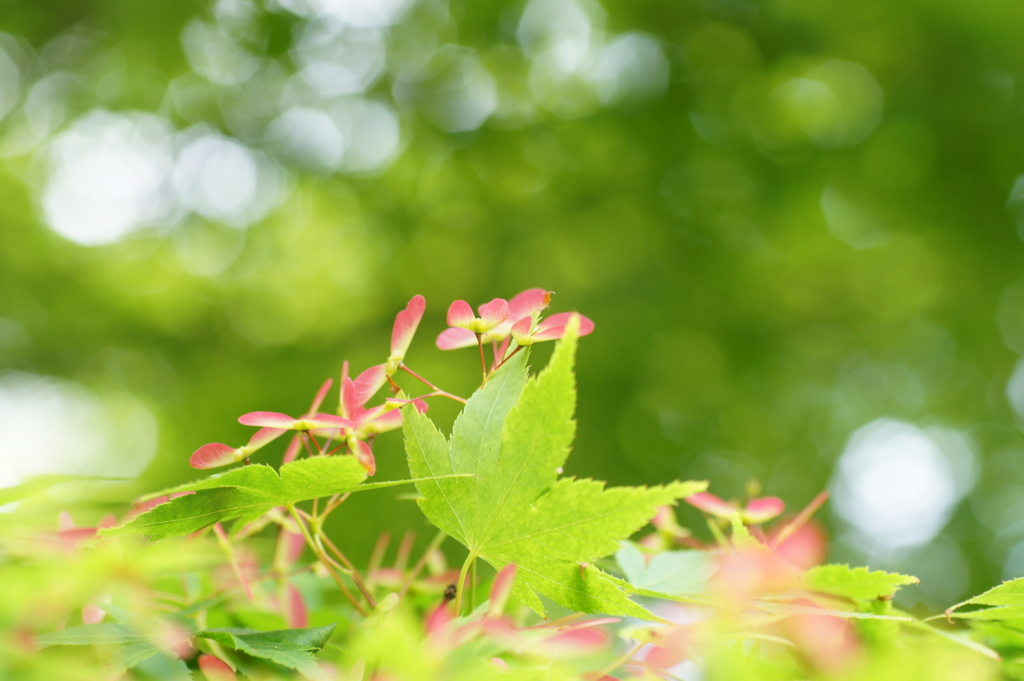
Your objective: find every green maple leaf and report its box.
[197,624,336,679]
[403,323,706,618]
[801,564,919,603]
[103,456,436,539]
[945,577,1024,621]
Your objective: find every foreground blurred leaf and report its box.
[36,622,150,647]
[616,542,712,596]
[36,622,168,668]
[198,624,336,678]
[104,456,426,539]
[405,324,705,617]
[0,475,125,507]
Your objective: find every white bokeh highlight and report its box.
[590,33,669,105]
[831,419,976,549]
[0,34,21,121]
[292,22,386,97]
[41,110,178,245]
[1007,357,1024,419]
[172,130,282,227]
[181,18,260,86]
[266,107,347,170]
[274,0,415,28]
[517,0,669,114]
[0,372,157,491]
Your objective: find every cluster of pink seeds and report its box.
[189,289,594,475]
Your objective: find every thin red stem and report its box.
[287,507,367,616]
[770,490,829,548]
[400,365,467,403]
[306,431,324,455]
[319,533,377,608]
[486,345,524,379]
[321,492,351,518]
[395,390,467,406]
[300,433,317,459]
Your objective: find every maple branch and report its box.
[321,492,351,518]
[319,532,377,608]
[287,505,367,616]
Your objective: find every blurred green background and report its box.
[2,0,1024,611]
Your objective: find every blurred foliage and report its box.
[3,0,1024,611]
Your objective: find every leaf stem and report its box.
[454,551,477,616]
[320,492,351,518]
[486,345,523,380]
[477,334,488,385]
[469,558,477,612]
[307,431,324,455]
[400,365,467,404]
[318,532,377,608]
[300,433,317,459]
[770,490,829,548]
[212,523,253,602]
[287,505,367,616]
